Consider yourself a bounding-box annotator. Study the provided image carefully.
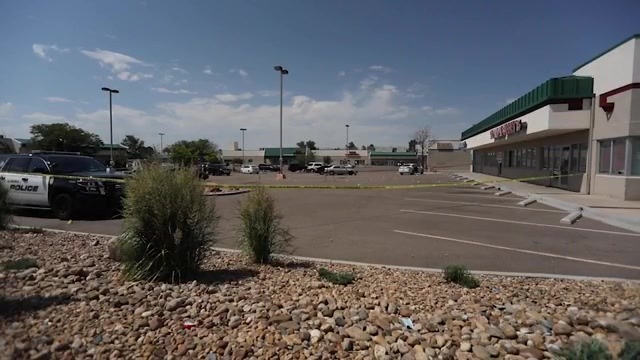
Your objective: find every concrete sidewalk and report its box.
[452,172,640,233]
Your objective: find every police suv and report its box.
[0,152,125,220]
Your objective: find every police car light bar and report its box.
[30,150,82,155]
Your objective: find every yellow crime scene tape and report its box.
[9,172,580,190]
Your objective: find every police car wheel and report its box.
[53,193,74,220]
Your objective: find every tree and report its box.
[413,125,433,169]
[347,142,357,150]
[30,123,103,154]
[323,156,332,164]
[367,144,376,152]
[0,141,12,154]
[361,145,366,150]
[296,140,317,151]
[166,139,219,165]
[408,139,417,152]
[121,135,154,159]
[295,149,315,164]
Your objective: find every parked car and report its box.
[258,164,275,172]
[398,163,423,175]
[207,163,231,176]
[288,163,306,172]
[306,162,326,173]
[240,164,260,174]
[325,165,357,176]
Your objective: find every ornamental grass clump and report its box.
[118,165,217,283]
[237,186,292,264]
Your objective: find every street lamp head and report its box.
[346,124,350,128]
[274,66,283,71]
[240,128,247,131]
[101,87,119,94]
[282,69,289,75]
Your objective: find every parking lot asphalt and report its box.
[13,171,640,280]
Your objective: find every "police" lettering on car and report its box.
[9,184,39,192]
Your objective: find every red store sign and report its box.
[490,119,526,139]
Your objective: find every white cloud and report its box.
[44,97,72,103]
[0,102,14,118]
[229,68,249,78]
[22,112,66,122]
[203,66,214,75]
[151,87,197,95]
[359,75,379,90]
[80,49,152,82]
[338,70,346,77]
[257,90,279,97]
[214,92,253,102]
[32,44,69,62]
[171,66,188,73]
[8,83,465,149]
[369,65,391,73]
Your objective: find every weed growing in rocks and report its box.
[621,341,640,360]
[317,267,355,285]
[2,257,38,271]
[562,339,612,359]
[119,165,218,283]
[0,183,11,230]
[237,186,292,264]
[443,264,480,289]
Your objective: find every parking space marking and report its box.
[404,198,565,213]
[414,192,523,200]
[400,209,640,237]
[393,230,640,271]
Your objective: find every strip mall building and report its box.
[461,34,640,200]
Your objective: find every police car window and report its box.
[5,157,30,173]
[47,156,107,174]
[27,158,49,173]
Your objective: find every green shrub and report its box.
[119,165,218,283]
[0,182,11,230]
[443,265,480,289]
[562,339,612,360]
[621,341,640,360]
[318,267,355,285]
[2,258,38,271]
[237,186,292,264]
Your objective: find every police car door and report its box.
[1,157,32,206]
[26,157,50,206]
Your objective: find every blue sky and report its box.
[0,0,637,150]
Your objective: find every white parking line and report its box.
[393,230,640,271]
[413,192,523,200]
[404,198,565,213]
[400,209,640,237]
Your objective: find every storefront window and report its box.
[612,139,626,175]
[631,137,640,176]
[599,141,611,173]
[570,145,579,173]
[531,148,537,169]
[579,144,587,172]
[526,148,532,168]
[542,147,549,170]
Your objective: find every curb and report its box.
[454,173,640,234]
[16,227,638,283]
[203,189,251,197]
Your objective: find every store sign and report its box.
[490,119,526,139]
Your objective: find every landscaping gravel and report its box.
[1,231,639,359]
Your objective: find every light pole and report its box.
[240,128,247,164]
[345,124,350,150]
[158,133,165,154]
[274,65,288,174]
[101,87,119,171]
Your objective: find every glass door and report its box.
[560,146,570,186]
